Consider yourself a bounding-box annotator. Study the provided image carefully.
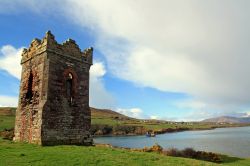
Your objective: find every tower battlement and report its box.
[21,31,93,65]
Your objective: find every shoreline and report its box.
[93,124,250,137]
[93,125,250,158]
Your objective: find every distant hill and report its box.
[0,107,134,120]
[1,107,250,136]
[90,107,133,120]
[0,107,16,116]
[202,116,250,123]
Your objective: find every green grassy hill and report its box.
[1,107,250,135]
[1,138,250,166]
[91,107,135,126]
[91,107,250,135]
[1,107,250,165]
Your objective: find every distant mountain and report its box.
[202,116,250,123]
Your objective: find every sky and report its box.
[1,0,250,121]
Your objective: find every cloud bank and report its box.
[59,0,250,114]
[89,62,115,109]
[116,108,144,119]
[0,45,23,79]
[0,95,18,107]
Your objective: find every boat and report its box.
[146,131,156,137]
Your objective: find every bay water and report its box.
[94,126,250,158]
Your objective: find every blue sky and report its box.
[1,0,250,121]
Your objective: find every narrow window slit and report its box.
[66,73,73,105]
[26,72,33,102]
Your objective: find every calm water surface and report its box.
[94,126,250,158]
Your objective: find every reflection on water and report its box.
[94,126,250,158]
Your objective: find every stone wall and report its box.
[14,31,93,145]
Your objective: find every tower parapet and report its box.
[21,31,93,65]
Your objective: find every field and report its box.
[1,107,250,165]
[1,138,250,166]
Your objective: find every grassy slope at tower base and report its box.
[0,138,250,166]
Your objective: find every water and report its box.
[94,126,250,158]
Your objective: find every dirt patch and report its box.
[0,128,14,140]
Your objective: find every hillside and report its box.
[1,107,250,137]
[0,107,16,116]
[0,107,16,131]
[1,138,250,166]
[0,107,132,120]
[202,116,250,124]
[91,107,134,121]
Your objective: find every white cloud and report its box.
[56,0,250,114]
[173,99,242,121]
[175,99,207,110]
[150,115,158,120]
[90,61,106,78]
[0,45,23,79]
[116,108,144,119]
[0,95,18,107]
[90,62,115,109]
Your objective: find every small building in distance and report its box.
[13,31,93,145]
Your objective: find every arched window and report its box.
[26,72,33,102]
[66,73,73,105]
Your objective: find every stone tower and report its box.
[13,31,93,145]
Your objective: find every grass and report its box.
[0,107,16,131]
[0,115,15,131]
[1,138,250,166]
[1,108,250,165]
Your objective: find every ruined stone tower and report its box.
[13,31,93,145]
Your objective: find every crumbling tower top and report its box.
[21,30,93,65]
